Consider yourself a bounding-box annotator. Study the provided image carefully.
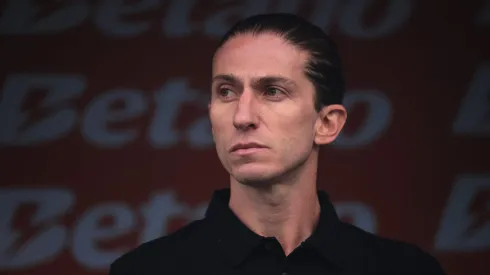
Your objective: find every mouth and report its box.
[230,142,268,154]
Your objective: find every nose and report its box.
[233,89,259,131]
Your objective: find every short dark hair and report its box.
[215,13,345,111]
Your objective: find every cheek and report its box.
[209,109,232,144]
[276,106,315,132]
[277,111,316,149]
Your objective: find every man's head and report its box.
[208,13,347,185]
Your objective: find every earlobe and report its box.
[314,104,347,145]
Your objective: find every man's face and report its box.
[209,33,321,185]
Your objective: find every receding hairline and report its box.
[211,28,332,110]
[211,32,312,90]
[213,30,311,62]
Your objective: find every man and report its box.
[109,13,446,275]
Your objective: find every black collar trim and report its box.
[204,188,365,271]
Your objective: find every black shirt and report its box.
[109,189,446,275]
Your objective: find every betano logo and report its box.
[0,0,412,39]
[0,188,376,270]
[0,74,392,149]
[434,174,490,252]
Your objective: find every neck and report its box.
[228,153,320,256]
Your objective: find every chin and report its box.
[230,164,283,186]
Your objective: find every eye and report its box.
[219,88,231,96]
[263,87,285,99]
[218,87,236,100]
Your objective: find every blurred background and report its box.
[0,0,488,274]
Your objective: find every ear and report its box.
[314,104,347,145]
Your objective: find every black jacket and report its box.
[109,189,446,275]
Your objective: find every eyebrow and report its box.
[212,74,297,88]
[212,74,240,85]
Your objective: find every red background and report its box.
[0,0,488,274]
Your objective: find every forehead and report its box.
[212,33,308,80]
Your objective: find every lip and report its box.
[229,142,268,154]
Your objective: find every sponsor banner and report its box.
[0,0,488,275]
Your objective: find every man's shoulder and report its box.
[339,222,446,274]
[108,218,207,275]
